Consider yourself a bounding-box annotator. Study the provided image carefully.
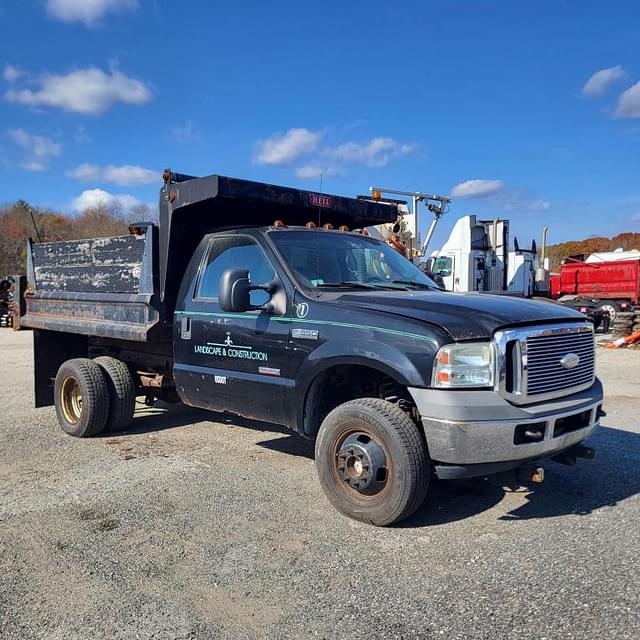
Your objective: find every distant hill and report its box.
[547,232,640,270]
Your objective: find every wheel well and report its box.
[302,364,416,437]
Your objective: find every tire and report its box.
[94,356,136,431]
[599,302,619,322]
[315,398,430,526]
[54,358,110,437]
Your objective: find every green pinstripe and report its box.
[174,309,437,344]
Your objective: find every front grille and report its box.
[525,330,595,397]
[495,323,595,405]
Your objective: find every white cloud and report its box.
[450,179,505,199]
[8,128,62,171]
[582,65,626,97]
[327,137,415,167]
[615,81,640,118]
[295,165,339,179]
[67,163,157,186]
[3,64,23,82]
[526,199,551,211]
[254,128,416,175]
[254,128,322,165]
[171,120,201,143]
[46,0,138,26]
[5,67,152,115]
[71,188,142,212]
[73,125,92,144]
[22,161,48,172]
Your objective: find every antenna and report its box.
[17,199,42,243]
[315,173,323,299]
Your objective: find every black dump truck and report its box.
[20,171,604,525]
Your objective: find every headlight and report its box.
[431,342,495,388]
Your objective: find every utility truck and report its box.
[20,171,603,526]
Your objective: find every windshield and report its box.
[429,255,453,277]
[269,230,438,290]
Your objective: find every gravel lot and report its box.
[1,329,639,640]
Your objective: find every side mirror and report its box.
[219,268,277,313]
[219,268,252,312]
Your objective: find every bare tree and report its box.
[127,203,157,224]
[73,204,129,239]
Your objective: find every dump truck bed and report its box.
[22,227,164,342]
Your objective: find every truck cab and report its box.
[20,172,604,526]
[427,215,548,296]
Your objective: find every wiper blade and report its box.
[316,281,400,290]
[388,279,433,290]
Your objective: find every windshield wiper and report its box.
[316,281,401,291]
[388,279,433,290]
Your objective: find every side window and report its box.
[197,236,275,305]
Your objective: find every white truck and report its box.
[425,215,550,297]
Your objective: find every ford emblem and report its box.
[560,353,581,370]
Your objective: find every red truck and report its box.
[551,255,640,320]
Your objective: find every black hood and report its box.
[338,290,587,340]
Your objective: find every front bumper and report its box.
[409,379,603,478]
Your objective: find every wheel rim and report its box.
[332,429,391,497]
[60,376,83,424]
[600,304,617,322]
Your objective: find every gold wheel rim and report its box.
[60,376,83,424]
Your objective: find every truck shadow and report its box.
[108,401,303,442]
[399,424,640,527]
[108,407,640,527]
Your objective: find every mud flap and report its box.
[33,330,88,407]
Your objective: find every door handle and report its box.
[180,316,191,340]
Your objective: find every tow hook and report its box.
[144,394,157,407]
[552,444,596,466]
[516,465,545,485]
[597,406,607,419]
[529,467,545,483]
[495,465,545,491]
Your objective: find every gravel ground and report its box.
[1,330,639,640]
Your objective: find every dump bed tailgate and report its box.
[21,227,165,341]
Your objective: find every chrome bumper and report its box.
[409,379,603,467]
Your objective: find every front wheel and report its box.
[315,398,430,526]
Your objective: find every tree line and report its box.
[0,201,155,276]
[546,232,640,270]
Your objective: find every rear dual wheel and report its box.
[93,356,136,432]
[54,357,135,437]
[54,359,110,437]
[315,398,430,526]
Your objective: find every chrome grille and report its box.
[525,331,595,396]
[495,323,595,405]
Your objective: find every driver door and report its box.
[174,234,291,425]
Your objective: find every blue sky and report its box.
[1,0,639,248]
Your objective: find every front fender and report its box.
[299,338,426,388]
[291,337,437,433]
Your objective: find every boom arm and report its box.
[368,186,451,258]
